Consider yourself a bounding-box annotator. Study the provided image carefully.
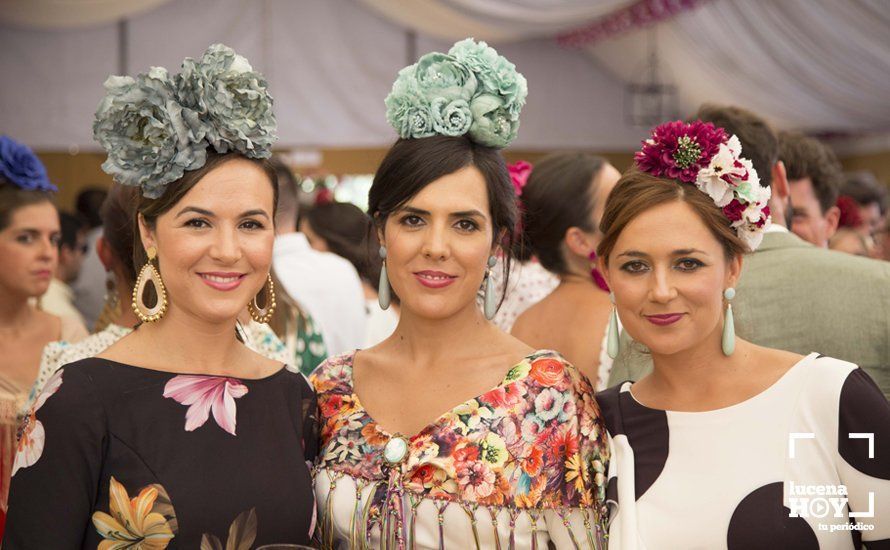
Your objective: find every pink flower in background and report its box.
[507,160,533,197]
[163,375,248,436]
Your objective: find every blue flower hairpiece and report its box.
[0,136,57,192]
[385,38,528,149]
[93,44,277,199]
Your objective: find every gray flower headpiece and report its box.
[93,44,277,199]
[385,38,528,149]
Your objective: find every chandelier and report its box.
[625,27,678,128]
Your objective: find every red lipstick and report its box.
[645,313,684,326]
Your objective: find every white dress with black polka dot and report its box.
[598,353,890,549]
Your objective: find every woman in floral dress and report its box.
[310,39,609,549]
[5,45,318,548]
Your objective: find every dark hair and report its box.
[76,187,108,229]
[520,152,606,274]
[0,181,55,232]
[134,151,278,270]
[778,132,842,213]
[842,171,888,215]
[101,184,140,286]
[270,156,299,232]
[303,202,381,286]
[58,211,86,251]
[598,168,748,263]
[368,135,518,307]
[695,104,778,189]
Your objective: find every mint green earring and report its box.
[483,255,497,320]
[722,287,735,356]
[607,292,620,359]
[378,246,391,310]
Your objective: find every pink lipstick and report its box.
[414,270,457,289]
[198,272,246,291]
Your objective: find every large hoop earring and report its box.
[132,245,168,323]
[248,273,277,324]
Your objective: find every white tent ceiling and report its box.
[1,0,888,151]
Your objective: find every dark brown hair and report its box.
[100,184,140,287]
[133,151,278,269]
[303,202,381,287]
[520,152,607,274]
[695,104,778,189]
[368,135,518,307]
[0,181,55,231]
[842,171,888,216]
[597,168,748,263]
[779,132,842,213]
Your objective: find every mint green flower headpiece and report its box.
[385,38,528,149]
[93,44,277,199]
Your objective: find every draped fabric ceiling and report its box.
[360,0,890,134]
[1,0,888,151]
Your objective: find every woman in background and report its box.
[0,136,87,528]
[301,201,399,346]
[511,153,620,389]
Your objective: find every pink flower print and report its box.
[457,461,496,500]
[163,375,249,436]
[13,368,64,476]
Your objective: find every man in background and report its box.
[271,158,367,357]
[842,171,888,243]
[72,186,109,329]
[41,212,89,330]
[779,132,842,248]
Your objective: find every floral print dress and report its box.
[4,357,318,548]
[311,349,610,549]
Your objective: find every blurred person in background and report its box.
[301,201,399,347]
[511,152,620,389]
[779,131,842,248]
[487,161,559,332]
[842,171,888,243]
[72,186,109,329]
[0,135,86,530]
[271,157,366,356]
[830,195,873,257]
[39,211,89,329]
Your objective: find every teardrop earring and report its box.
[483,255,497,320]
[247,273,277,324]
[607,291,620,359]
[132,245,168,323]
[378,246,391,310]
[722,287,736,356]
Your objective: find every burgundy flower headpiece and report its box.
[634,120,772,251]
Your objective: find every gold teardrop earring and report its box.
[132,245,168,323]
[248,273,276,324]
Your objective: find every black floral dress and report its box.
[4,357,318,548]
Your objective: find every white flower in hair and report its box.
[695,135,750,207]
